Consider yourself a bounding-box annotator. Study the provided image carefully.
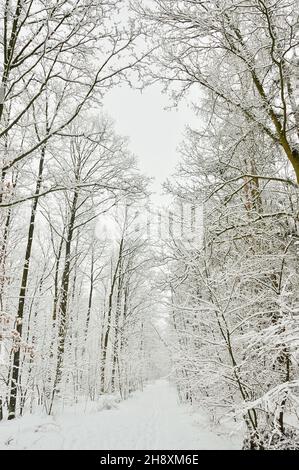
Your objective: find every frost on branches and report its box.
[0,0,299,451]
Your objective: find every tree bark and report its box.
[8,145,46,419]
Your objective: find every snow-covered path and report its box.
[0,380,240,450]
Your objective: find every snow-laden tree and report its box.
[0,0,157,421]
[134,0,299,449]
[0,0,147,197]
[160,115,299,448]
[136,0,299,181]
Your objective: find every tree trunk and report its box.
[100,238,124,393]
[8,145,46,420]
[49,189,78,413]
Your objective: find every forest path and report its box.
[0,379,239,450]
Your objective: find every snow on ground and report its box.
[0,379,241,450]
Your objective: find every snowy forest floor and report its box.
[0,380,242,450]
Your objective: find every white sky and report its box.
[103,83,199,202]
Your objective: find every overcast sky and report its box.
[103,83,199,202]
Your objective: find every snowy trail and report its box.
[0,380,240,450]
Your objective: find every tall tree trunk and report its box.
[100,238,124,393]
[8,145,46,419]
[111,268,123,392]
[85,248,95,338]
[49,188,78,413]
